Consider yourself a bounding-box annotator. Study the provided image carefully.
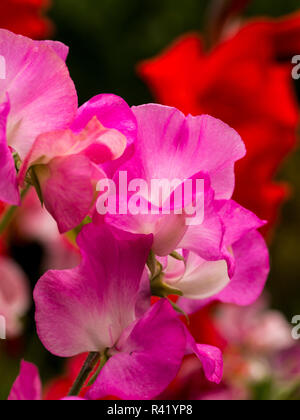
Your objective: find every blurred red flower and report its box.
[44,353,89,400]
[139,12,300,238]
[44,353,120,400]
[0,0,52,39]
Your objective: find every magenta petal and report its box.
[178,214,223,261]
[71,94,136,179]
[119,104,245,200]
[19,118,126,186]
[217,200,266,246]
[178,186,224,261]
[8,361,42,401]
[180,229,270,313]
[34,224,153,357]
[216,230,270,306]
[152,212,188,256]
[71,94,137,145]
[87,300,186,400]
[105,206,188,257]
[0,29,78,159]
[186,114,246,200]
[192,344,223,385]
[185,328,223,384]
[135,269,151,318]
[0,99,20,205]
[41,155,102,233]
[36,40,70,62]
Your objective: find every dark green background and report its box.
[1,0,300,399]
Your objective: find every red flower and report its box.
[139,12,300,238]
[0,0,52,39]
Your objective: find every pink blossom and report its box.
[16,93,136,233]
[215,299,294,354]
[0,257,30,338]
[34,224,223,399]
[163,200,270,307]
[211,299,297,387]
[0,100,19,204]
[0,30,135,234]
[159,251,231,300]
[100,104,246,257]
[19,115,127,233]
[0,29,78,205]
[101,104,269,306]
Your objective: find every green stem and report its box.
[87,351,109,387]
[273,378,300,401]
[170,251,185,262]
[0,184,31,235]
[167,297,189,323]
[146,250,157,278]
[204,0,249,50]
[68,352,100,397]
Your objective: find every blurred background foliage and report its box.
[1,0,300,399]
[49,0,300,105]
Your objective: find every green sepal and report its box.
[151,273,183,298]
[29,166,44,205]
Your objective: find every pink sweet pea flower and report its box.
[0,29,137,234]
[16,93,137,233]
[34,224,223,399]
[0,257,30,338]
[71,93,137,147]
[158,200,269,307]
[178,201,270,311]
[0,29,78,205]
[0,100,19,204]
[159,251,231,301]
[99,104,246,257]
[215,299,294,355]
[19,115,127,233]
[100,104,269,306]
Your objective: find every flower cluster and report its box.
[0,29,270,400]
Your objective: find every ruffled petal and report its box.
[0,29,77,159]
[185,328,223,384]
[87,300,186,400]
[39,155,103,233]
[34,224,152,357]
[0,98,20,205]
